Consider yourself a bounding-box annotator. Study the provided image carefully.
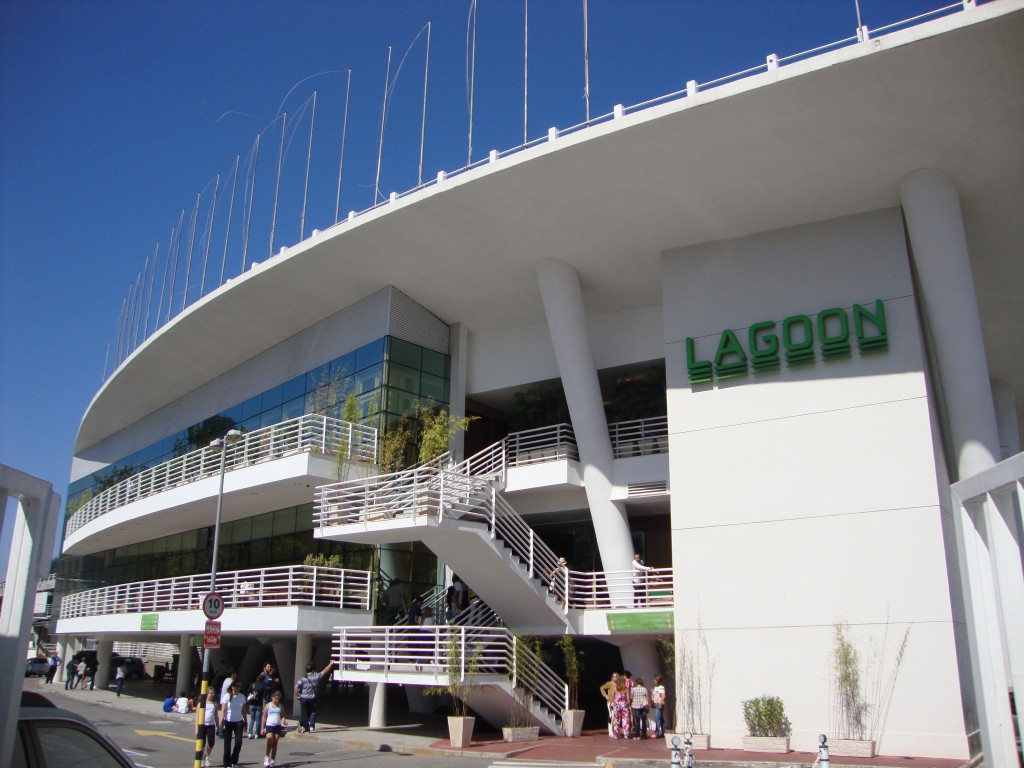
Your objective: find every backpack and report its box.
[246,681,263,707]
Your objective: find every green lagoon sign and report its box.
[687,299,888,385]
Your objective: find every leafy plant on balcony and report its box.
[303,553,342,569]
[334,391,361,478]
[417,404,477,464]
[379,414,413,473]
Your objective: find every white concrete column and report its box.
[238,645,264,687]
[55,637,68,684]
[176,634,194,696]
[368,682,388,727]
[536,258,633,573]
[901,168,1015,766]
[95,639,113,690]
[449,322,470,461]
[991,380,1022,460]
[900,168,1002,480]
[293,633,312,718]
[616,639,661,693]
[273,638,297,715]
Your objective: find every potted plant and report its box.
[427,627,480,748]
[659,628,713,749]
[557,635,585,737]
[503,635,541,743]
[828,620,911,757]
[741,695,791,753]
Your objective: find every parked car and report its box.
[111,655,148,680]
[25,657,50,677]
[16,692,136,767]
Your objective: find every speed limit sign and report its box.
[202,592,224,620]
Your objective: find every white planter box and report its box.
[502,726,540,743]
[447,716,475,748]
[666,733,710,750]
[829,738,876,757]
[742,735,790,753]
[561,709,585,737]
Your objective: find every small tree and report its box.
[507,634,543,728]
[304,552,342,568]
[831,622,866,739]
[417,404,477,464]
[557,634,581,710]
[378,415,413,473]
[742,695,790,737]
[427,628,481,717]
[334,391,361,478]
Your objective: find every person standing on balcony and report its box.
[632,554,652,607]
[294,659,334,734]
[444,586,458,622]
[221,680,248,768]
[548,557,569,605]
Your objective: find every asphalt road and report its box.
[29,690,496,768]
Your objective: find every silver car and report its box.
[15,693,136,767]
[24,657,50,677]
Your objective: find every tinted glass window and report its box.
[388,337,422,369]
[355,338,385,371]
[34,722,130,768]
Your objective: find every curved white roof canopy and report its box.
[77,5,1024,454]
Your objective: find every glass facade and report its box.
[57,334,451,610]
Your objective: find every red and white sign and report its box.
[202,592,224,620]
[204,620,222,649]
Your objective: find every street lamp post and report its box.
[193,429,242,768]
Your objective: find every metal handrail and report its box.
[609,416,668,459]
[58,565,372,619]
[67,413,377,536]
[334,624,568,719]
[566,567,674,609]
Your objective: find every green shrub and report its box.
[742,695,790,737]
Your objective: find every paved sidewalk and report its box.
[33,678,972,768]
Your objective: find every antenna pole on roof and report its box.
[583,0,590,124]
[142,243,158,341]
[242,133,261,273]
[200,174,220,297]
[418,21,431,187]
[301,91,317,241]
[467,0,478,166]
[335,69,351,224]
[221,154,239,286]
[181,192,201,312]
[269,112,287,258]
[375,45,393,206]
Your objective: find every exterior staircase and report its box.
[314,457,571,633]
[333,624,567,735]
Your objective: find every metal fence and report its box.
[67,414,377,536]
[59,565,372,619]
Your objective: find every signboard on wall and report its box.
[686,299,889,385]
[140,614,158,631]
[607,611,674,632]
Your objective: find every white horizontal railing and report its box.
[609,416,668,459]
[67,414,377,536]
[316,466,564,597]
[506,424,579,467]
[59,565,372,619]
[563,567,674,610]
[335,624,568,719]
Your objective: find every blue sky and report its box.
[0,0,948,570]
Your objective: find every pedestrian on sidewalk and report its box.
[114,661,127,697]
[46,652,61,684]
[197,689,220,768]
[260,689,286,767]
[651,675,666,738]
[220,680,247,767]
[245,679,265,739]
[295,659,334,733]
[630,677,650,740]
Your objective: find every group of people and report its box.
[600,671,667,740]
[405,575,468,625]
[173,658,332,768]
[59,653,98,690]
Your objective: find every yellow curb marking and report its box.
[132,729,196,743]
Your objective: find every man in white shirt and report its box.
[631,553,652,607]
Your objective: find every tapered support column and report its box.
[176,634,194,696]
[286,636,307,718]
[901,168,1017,766]
[368,682,387,727]
[55,638,68,684]
[536,258,633,573]
[95,639,113,689]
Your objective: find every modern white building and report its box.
[55,2,1023,763]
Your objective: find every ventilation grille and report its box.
[627,482,668,498]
